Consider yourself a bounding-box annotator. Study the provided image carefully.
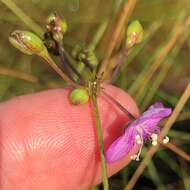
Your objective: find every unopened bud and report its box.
[126,20,144,48]
[46,13,68,41]
[47,13,56,26]
[72,45,98,67]
[9,30,48,56]
[72,45,81,59]
[86,50,98,67]
[69,88,89,105]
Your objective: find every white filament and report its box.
[135,134,144,161]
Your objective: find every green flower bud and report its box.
[72,45,98,67]
[86,50,98,67]
[78,53,86,60]
[126,20,144,48]
[47,13,56,24]
[46,13,68,41]
[69,88,89,105]
[58,19,68,34]
[9,30,48,56]
[72,44,82,59]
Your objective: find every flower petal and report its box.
[149,102,164,109]
[105,102,172,163]
[140,106,172,120]
[106,127,136,163]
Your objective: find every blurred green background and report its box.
[0,0,190,189]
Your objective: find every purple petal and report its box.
[156,108,172,117]
[105,102,172,163]
[105,127,136,163]
[140,106,172,120]
[149,102,164,109]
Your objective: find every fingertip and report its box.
[0,84,139,190]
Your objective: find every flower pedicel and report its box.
[105,102,172,163]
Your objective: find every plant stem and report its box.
[1,0,43,36]
[177,111,190,121]
[163,142,190,162]
[91,83,109,190]
[43,55,80,87]
[140,29,190,109]
[0,66,38,83]
[102,89,135,120]
[58,42,82,79]
[134,14,190,103]
[88,20,108,51]
[97,0,137,81]
[58,42,83,83]
[128,11,187,96]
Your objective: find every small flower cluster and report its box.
[105,102,172,163]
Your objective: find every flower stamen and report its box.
[135,134,142,144]
[130,155,137,160]
[163,136,169,144]
[151,133,158,146]
[135,133,144,161]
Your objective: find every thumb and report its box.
[0,84,139,190]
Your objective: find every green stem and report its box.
[91,84,109,190]
[58,43,85,84]
[97,0,137,81]
[1,0,43,36]
[88,20,108,51]
[43,54,80,88]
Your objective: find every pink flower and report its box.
[105,102,172,163]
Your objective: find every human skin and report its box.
[0,84,139,190]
